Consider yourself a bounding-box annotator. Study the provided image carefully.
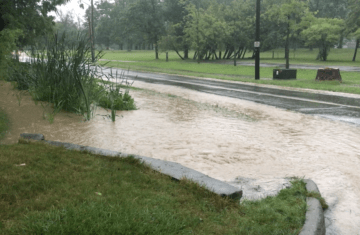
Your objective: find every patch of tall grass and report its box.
[96,68,136,121]
[5,32,136,121]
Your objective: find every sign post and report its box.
[255,0,260,80]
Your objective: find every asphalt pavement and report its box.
[100,68,360,126]
[19,55,360,126]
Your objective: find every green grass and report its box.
[0,108,10,143]
[98,49,360,95]
[101,48,360,66]
[259,48,360,67]
[0,140,309,234]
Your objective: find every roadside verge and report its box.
[19,133,242,201]
[19,133,326,234]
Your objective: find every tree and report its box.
[301,17,344,61]
[265,0,312,68]
[126,0,165,59]
[111,0,145,51]
[54,11,80,47]
[346,0,360,61]
[308,0,349,48]
[0,28,23,79]
[95,0,113,49]
[160,0,190,59]
[0,0,70,47]
[308,0,349,19]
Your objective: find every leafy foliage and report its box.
[0,0,69,47]
[301,18,344,61]
[0,28,23,79]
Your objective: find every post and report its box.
[285,18,290,69]
[353,39,359,62]
[91,0,95,62]
[255,0,260,80]
[166,52,168,62]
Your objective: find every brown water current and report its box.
[1,79,360,234]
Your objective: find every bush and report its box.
[6,60,35,90]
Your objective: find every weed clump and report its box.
[6,32,136,122]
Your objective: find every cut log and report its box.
[315,68,342,82]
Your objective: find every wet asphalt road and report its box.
[100,68,360,126]
[18,56,360,125]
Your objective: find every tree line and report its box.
[0,0,359,63]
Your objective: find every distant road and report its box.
[18,54,360,125]
[99,68,360,126]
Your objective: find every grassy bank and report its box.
[98,49,360,95]
[0,140,309,234]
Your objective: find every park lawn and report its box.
[101,48,360,67]
[0,140,309,235]
[255,48,360,67]
[99,49,360,95]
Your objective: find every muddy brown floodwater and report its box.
[1,79,360,234]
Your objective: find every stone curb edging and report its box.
[19,133,242,201]
[299,179,326,235]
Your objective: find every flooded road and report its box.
[1,79,360,234]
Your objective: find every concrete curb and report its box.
[19,133,242,200]
[299,179,326,235]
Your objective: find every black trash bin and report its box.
[273,69,297,80]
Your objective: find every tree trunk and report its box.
[353,39,359,62]
[338,33,344,49]
[214,51,218,60]
[184,48,188,59]
[226,49,234,59]
[233,46,237,66]
[155,42,159,59]
[218,50,221,59]
[223,49,228,59]
[285,19,290,69]
[319,46,328,61]
[174,49,184,60]
[193,51,197,60]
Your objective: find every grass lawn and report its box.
[0,140,309,235]
[98,49,360,95]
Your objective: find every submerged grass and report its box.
[98,50,360,95]
[0,141,308,234]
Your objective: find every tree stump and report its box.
[315,68,342,82]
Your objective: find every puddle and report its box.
[1,79,360,234]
